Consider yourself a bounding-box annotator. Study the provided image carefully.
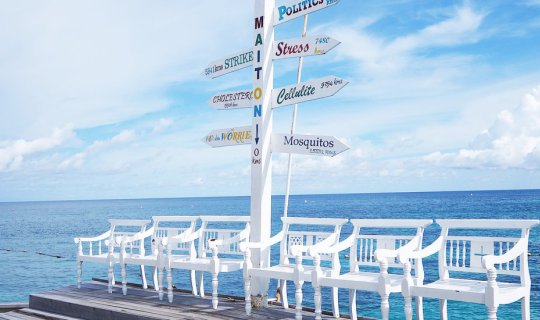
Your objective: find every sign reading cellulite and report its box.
[204,126,252,148]
[272,75,348,108]
[274,0,340,25]
[273,35,340,60]
[271,133,349,157]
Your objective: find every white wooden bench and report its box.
[74,219,151,293]
[309,219,432,320]
[119,216,199,299]
[399,219,539,320]
[240,217,348,320]
[164,215,250,309]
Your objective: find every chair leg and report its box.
[190,270,198,296]
[415,296,424,320]
[198,271,205,297]
[281,280,289,308]
[121,263,127,295]
[108,261,114,293]
[522,294,530,320]
[439,299,447,320]
[157,266,164,300]
[314,284,322,320]
[294,279,304,320]
[76,261,82,289]
[404,294,413,320]
[331,287,340,318]
[244,269,252,315]
[141,265,147,289]
[487,305,498,320]
[166,266,173,303]
[348,289,357,320]
[212,272,219,309]
[380,293,390,320]
[153,267,159,292]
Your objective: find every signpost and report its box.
[274,0,340,25]
[273,35,340,60]
[272,75,348,108]
[204,48,254,79]
[271,133,349,156]
[203,126,252,148]
[208,89,253,110]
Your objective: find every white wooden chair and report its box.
[240,217,348,320]
[74,219,151,293]
[309,219,432,320]
[119,216,199,299]
[399,219,539,320]
[164,215,250,309]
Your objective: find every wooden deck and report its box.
[0,281,356,320]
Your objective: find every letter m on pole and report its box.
[255,16,264,29]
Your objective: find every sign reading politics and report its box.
[204,126,252,148]
[274,0,340,26]
[209,89,253,110]
[204,48,254,79]
[272,75,348,108]
[271,133,349,157]
[273,35,340,60]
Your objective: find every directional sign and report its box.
[203,126,252,148]
[208,89,253,110]
[204,48,254,79]
[273,35,340,60]
[271,133,349,157]
[272,75,348,108]
[274,0,340,26]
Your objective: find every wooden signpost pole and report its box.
[250,0,274,301]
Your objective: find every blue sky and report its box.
[1,0,540,201]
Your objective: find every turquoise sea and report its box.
[0,190,539,319]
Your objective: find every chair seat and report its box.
[319,271,403,292]
[170,257,244,273]
[79,253,120,263]
[250,264,335,282]
[412,278,526,304]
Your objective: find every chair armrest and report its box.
[375,236,422,262]
[239,231,284,252]
[308,233,355,256]
[165,228,202,247]
[291,233,340,257]
[74,230,110,244]
[398,235,444,263]
[208,226,251,250]
[121,226,155,245]
[482,237,528,269]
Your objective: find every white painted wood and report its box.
[309,219,430,320]
[273,0,340,25]
[273,35,340,60]
[271,133,349,157]
[203,126,252,148]
[399,219,539,320]
[272,75,348,108]
[203,48,253,79]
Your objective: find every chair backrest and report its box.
[435,219,539,283]
[350,219,432,273]
[151,216,199,255]
[109,219,150,254]
[280,217,348,264]
[198,215,250,258]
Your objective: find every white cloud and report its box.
[152,118,174,133]
[0,125,75,171]
[423,86,540,169]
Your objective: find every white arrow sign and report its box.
[271,133,349,157]
[208,89,253,110]
[204,48,253,79]
[274,0,340,26]
[273,35,340,60]
[203,126,252,148]
[272,75,348,108]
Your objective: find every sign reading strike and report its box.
[204,48,254,79]
[204,126,252,148]
[209,89,253,110]
[272,75,348,108]
[274,0,340,25]
[271,133,349,157]
[273,35,340,60]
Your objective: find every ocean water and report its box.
[0,190,539,319]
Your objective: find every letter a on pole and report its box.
[251,0,274,300]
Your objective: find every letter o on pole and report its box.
[254,87,262,100]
